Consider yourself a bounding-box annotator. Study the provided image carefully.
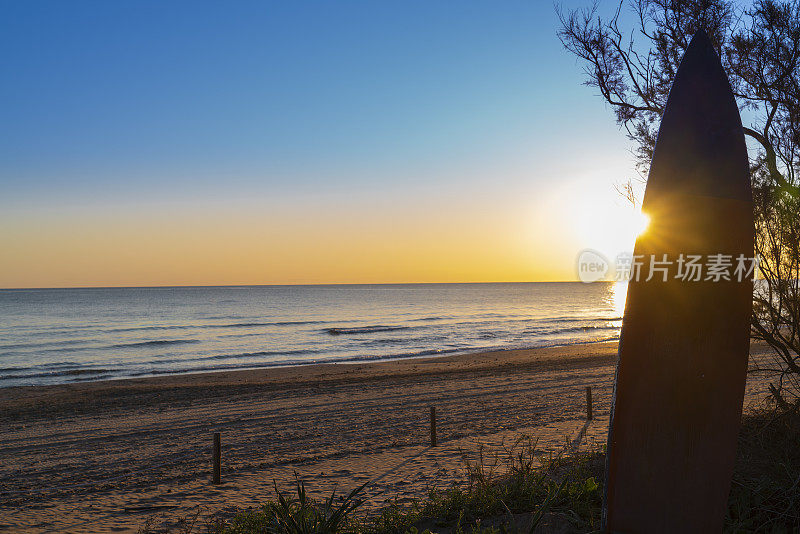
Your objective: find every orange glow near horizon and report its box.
[0,197,579,288]
[0,179,643,289]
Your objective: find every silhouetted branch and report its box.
[559,0,800,405]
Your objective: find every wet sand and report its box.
[0,341,777,533]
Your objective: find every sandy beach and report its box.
[0,341,778,533]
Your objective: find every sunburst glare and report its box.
[612,281,628,319]
[635,211,650,238]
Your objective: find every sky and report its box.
[0,1,644,288]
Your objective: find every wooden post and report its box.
[212,432,221,484]
[585,386,593,421]
[429,406,437,447]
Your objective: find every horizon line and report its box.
[0,280,600,291]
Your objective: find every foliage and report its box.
[377,436,603,533]
[140,408,800,533]
[726,403,800,531]
[220,476,366,534]
[558,0,800,403]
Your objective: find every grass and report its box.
[217,478,366,534]
[140,407,800,534]
[365,436,603,533]
[725,405,800,532]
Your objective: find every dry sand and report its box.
[0,341,779,533]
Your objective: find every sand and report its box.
[0,341,779,533]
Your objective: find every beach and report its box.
[0,341,777,533]
[5,1,798,530]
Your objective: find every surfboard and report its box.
[603,29,754,533]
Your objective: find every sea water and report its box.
[0,282,625,387]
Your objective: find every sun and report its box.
[634,211,650,237]
[572,198,652,259]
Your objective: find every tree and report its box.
[558,0,800,404]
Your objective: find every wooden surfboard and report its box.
[603,30,754,533]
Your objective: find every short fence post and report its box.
[430,406,437,447]
[585,386,593,421]
[212,432,221,484]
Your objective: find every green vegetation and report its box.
[726,406,800,532]
[364,436,603,534]
[219,478,366,534]
[140,407,800,534]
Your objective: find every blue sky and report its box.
[0,1,638,286]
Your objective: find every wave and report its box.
[523,324,621,337]
[359,338,412,345]
[256,320,326,327]
[217,332,268,339]
[106,320,325,333]
[69,373,114,382]
[324,326,409,336]
[0,368,115,381]
[552,325,618,335]
[136,349,319,366]
[183,349,317,363]
[109,339,200,349]
[224,322,286,328]
[1,349,317,382]
[108,325,196,333]
[124,347,465,378]
[3,338,203,355]
[537,315,622,324]
[0,339,89,351]
[0,366,30,373]
[351,346,459,360]
[0,334,623,385]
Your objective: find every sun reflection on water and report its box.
[611,281,628,319]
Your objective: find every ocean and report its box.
[0,282,625,387]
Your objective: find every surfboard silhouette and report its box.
[603,29,754,533]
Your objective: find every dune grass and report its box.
[140,406,800,534]
[725,405,800,532]
[215,478,367,534]
[365,436,603,534]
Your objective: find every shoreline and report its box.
[1,335,622,391]
[0,342,620,422]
